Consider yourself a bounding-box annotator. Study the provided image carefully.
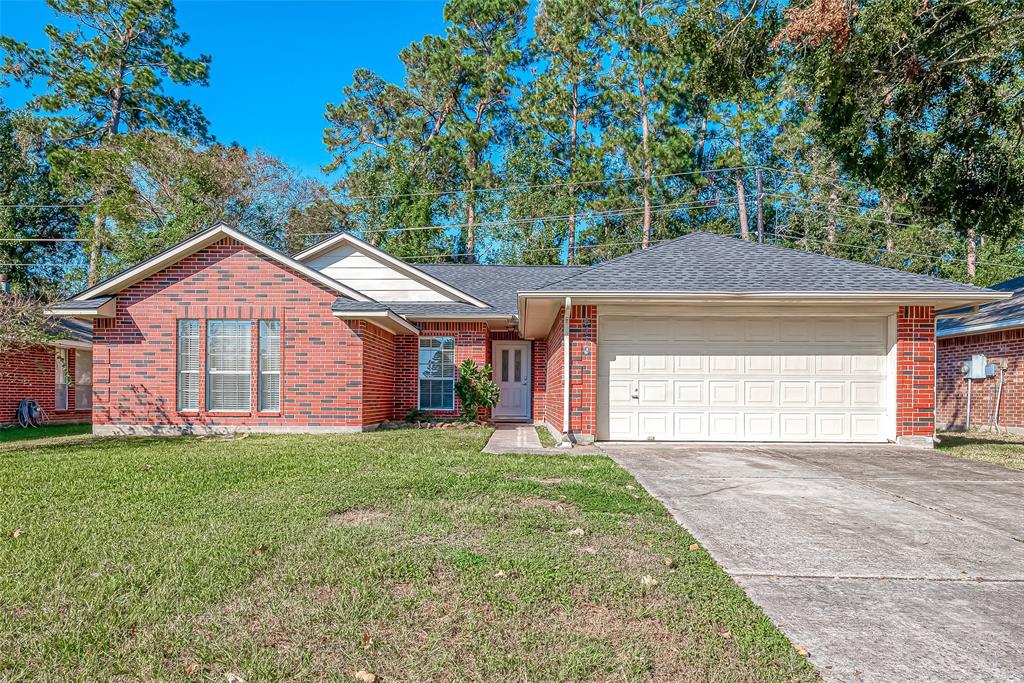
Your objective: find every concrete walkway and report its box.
[482,423,549,454]
[602,442,1024,683]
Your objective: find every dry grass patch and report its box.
[938,431,1024,470]
[327,508,391,528]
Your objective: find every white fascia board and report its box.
[294,232,491,308]
[331,309,420,335]
[69,224,372,303]
[48,339,92,350]
[45,298,117,319]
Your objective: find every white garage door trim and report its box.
[598,312,896,443]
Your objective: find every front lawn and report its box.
[0,422,91,443]
[0,430,815,682]
[938,431,1024,470]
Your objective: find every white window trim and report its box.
[258,320,281,413]
[417,336,456,411]
[206,320,253,412]
[54,348,68,411]
[177,319,200,412]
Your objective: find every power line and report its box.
[0,238,85,242]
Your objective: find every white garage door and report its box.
[598,315,891,442]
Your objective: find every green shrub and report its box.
[455,359,500,421]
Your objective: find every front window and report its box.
[206,320,252,411]
[54,348,68,411]
[258,320,281,412]
[75,349,93,410]
[418,336,454,410]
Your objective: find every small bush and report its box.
[455,359,500,422]
[405,408,433,423]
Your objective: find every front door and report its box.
[493,341,531,421]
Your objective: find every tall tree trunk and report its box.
[967,226,977,281]
[567,85,579,265]
[695,113,707,169]
[86,84,124,286]
[465,150,477,264]
[638,77,652,249]
[734,105,749,240]
[826,162,839,244]
[755,169,764,243]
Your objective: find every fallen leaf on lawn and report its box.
[640,575,658,587]
[224,673,247,683]
[250,544,268,557]
[567,527,585,537]
[625,484,636,491]
[493,570,507,578]
[664,557,676,568]
[353,670,377,682]
[689,543,699,552]
[794,644,809,657]
[8,529,23,539]
[184,662,201,676]
[720,630,732,640]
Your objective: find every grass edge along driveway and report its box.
[0,429,816,682]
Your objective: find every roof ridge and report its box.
[533,231,707,291]
[718,233,996,293]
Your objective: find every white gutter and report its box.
[562,296,571,444]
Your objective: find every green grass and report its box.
[0,430,815,682]
[938,431,1024,470]
[536,424,559,448]
[0,422,90,443]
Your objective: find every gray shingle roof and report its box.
[47,296,113,310]
[330,299,391,313]
[937,276,1024,337]
[533,232,997,295]
[417,264,585,314]
[386,302,500,317]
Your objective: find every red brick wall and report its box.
[544,309,565,433]
[896,306,937,438]
[937,327,1024,431]
[1,345,91,425]
[361,324,396,427]
[568,305,598,439]
[393,321,489,420]
[92,237,377,432]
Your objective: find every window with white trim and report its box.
[206,320,252,411]
[54,348,68,411]
[177,320,200,411]
[75,349,93,410]
[418,336,455,410]
[258,320,281,412]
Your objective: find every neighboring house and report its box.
[46,224,1006,446]
[937,276,1024,433]
[1,319,93,426]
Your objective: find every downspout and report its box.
[561,296,572,446]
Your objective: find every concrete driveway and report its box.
[601,442,1024,683]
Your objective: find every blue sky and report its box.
[0,0,451,180]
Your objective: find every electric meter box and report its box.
[963,354,988,380]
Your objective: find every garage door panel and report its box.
[672,355,704,373]
[815,382,847,406]
[709,381,740,405]
[638,380,670,404]
[709,412,742,438]
[745,413,778,439]
[638,412,670,438]
[744,381,776,406]
[780,413,813,439]
[600,315,889,442]
[815,413,849,439]
[638,355,670,373]
[607,380,634,404]
[674,380,704,405]
[709,355,741,374]
[780,381,812,406]
[674,412,706,438]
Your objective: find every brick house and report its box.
[47,224,1005,446]
[937,276,1024,433]
[2,319,92,426]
